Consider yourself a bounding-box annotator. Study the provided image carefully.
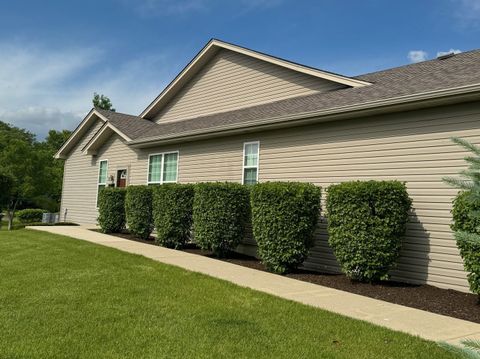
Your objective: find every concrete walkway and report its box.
[29,225,480,344]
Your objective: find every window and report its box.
[97,160,108,206]
[243,142,259,185]
[148,152,178,185]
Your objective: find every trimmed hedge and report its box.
[251,182,321,274]
[16,209,47,223]
[125,186,153,240]
[153,184,195,248]
[193,182,250,257]
[326,181,412,282]
[98,187,126,233]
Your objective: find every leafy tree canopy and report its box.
[92,93,115,111]
[0,121,71,228]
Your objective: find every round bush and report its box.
[153,184,194,249]
[16,208,47,223]
[451,190,480,234]
[125,185,153,240]
[326,181,412,282]
[193,182,250,257]
[98,187,126,233]
[250,182,321,274]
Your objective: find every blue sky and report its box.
[0,0,479,138]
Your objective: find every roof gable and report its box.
[140,39,371,120]
[55,109,107,159]
[55,109,156,159]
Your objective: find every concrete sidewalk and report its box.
[29,225,480,344]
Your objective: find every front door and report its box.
[116,169,127,188]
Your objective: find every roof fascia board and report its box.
[82,126,113,156]
[215,40,371,87]
[54,108,103,159]
[105,122,132,142]
[55,109,133,159]
[139,39,220,119]
[82,122,132,156]
[81,121,109,154]
[139,39,370,119]
[130,83,480,148]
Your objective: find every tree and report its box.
[92,93,115,111]
[0,136,41,229]
[443,137,480,197]
[35,129,72,210]
[0,121,71,229]
[443,137,480,297]
[0,173,13,229]
[439,338,480,358]
[43,129,71,150]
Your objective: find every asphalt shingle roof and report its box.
[96,49,480,143]
[95,109,160,140]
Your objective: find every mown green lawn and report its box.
[0,229,457,359]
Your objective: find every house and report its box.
[55,39,480,292]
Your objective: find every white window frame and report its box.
[96,159,109,208]
[147,151,179,185]
[242,141,260,185]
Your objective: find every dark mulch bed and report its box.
[95,229,480,324]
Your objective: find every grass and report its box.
[1,218,24,230]
[0,229,458,359]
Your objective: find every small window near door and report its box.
[97,160,108,206]
[243,142,259,185]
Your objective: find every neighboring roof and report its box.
[139,38,371,119]
[129,49,480,146]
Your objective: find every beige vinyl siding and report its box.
[61,126,141,224]
[60,120,104,224]
[61,101,480,292]
[95,135,140,183]
[153,49,345,123]
[145,102,480,292]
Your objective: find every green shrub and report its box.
[98,187,126,233]
[451,190,480,234]
[16,208,47,223]
[326,181,412,282]
[193,182,250,257]
[455,231,480,295]
[451,191,480,295]
[250,182,321,274]
[153,184,194,248]
[125,186,153,240]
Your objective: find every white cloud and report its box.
[119,0,283,17]
[453,0,480,26]
[0,107,84,139]
[132,0,207,16]
[437,48,462,57]
[0,41,175,139]
[407,50,428,63]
